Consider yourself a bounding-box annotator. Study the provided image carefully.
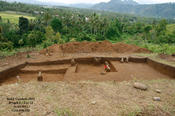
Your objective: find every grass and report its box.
[167,24,175,34]
[0,11,35,24]
[119,36,175,55]
[0,45,43,58]
[55,109,74,116]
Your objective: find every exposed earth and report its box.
[0,41,175,116]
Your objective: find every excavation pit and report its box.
[0,57,174,85]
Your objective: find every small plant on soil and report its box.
[26,54,31,58]
[55,109,74,116]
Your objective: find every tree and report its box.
[155,19,167,36]
[53,32,63,44]
[106,26,120,39]
[51,18,62,33]
[0,26,2,33]
[45,26,55,40]
[0,16,2,22]
[19,17,29,34]
[44,12,51,26]
[27,31,45,47]
[143,25,152,41]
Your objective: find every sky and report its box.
[39,0,175,4]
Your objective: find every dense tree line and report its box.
[0,1,175,51]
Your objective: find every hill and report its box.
[93,0,175,19]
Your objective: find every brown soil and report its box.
[59,41,150,54]
[64,61,171,82]
[59,40,115,53]
[0,80,175,116]
[112,42,150,53]
[159,54,175,62]
[0,41,172,85]
[1,60,173,85]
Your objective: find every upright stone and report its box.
[37,72,43,81]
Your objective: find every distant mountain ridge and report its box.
[108,0,138,5]
[93,0,175,18]
[2,0,175,18]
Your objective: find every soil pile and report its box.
[60,40,115,53]
[112,42,150,53]
[40,41,151,54]
[40,44,61,54]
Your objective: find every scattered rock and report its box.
[94,57,101,64]
[91,101,96,105]
[120,57,124,63]
[16,75,21,83]
[133,82,148,90]
[125,57,129,63]
[153,97,161,101]
[71,59,76,66]
[100,71,106,75]
[172,53,175,57]
[155,89,161,93]
[37,72,43,81]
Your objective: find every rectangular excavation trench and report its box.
[0,57,174,85]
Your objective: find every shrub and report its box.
[51,18,62,33]
[27,31,45,47]
[0,41,13,50]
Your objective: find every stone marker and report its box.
[120,57,124,63]
[91,101,96,105]
[94,57,101,64]
[153,97,161,101]
[155,89,161,93]
[125,57,129,63]
[16,75,21,83]
[37,72,43,81]
[133,82,148,90]
[100,71,106,75]
[71,59,76,66]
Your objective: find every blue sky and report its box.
[39,0,175,4]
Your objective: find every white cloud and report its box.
[39,0,175,4]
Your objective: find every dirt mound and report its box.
[39,44,61,55]
[112,42,150,53]
[60,40,115,53]
[40,41,150,54]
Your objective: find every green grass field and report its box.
[167,24,175,34]
[0,11,35,24]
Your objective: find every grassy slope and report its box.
[167,24,175,34]
[0,11,35,24]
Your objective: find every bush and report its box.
[27,31,45,47]
[0,41,13,50]
[51,18,62,33]
[42,39,54,48]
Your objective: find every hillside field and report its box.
[0,11,35,24]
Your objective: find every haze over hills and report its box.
[93,0,175,18]
[2,0,175,18]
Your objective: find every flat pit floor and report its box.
[66,61,171,81]
[1,60,172,85]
